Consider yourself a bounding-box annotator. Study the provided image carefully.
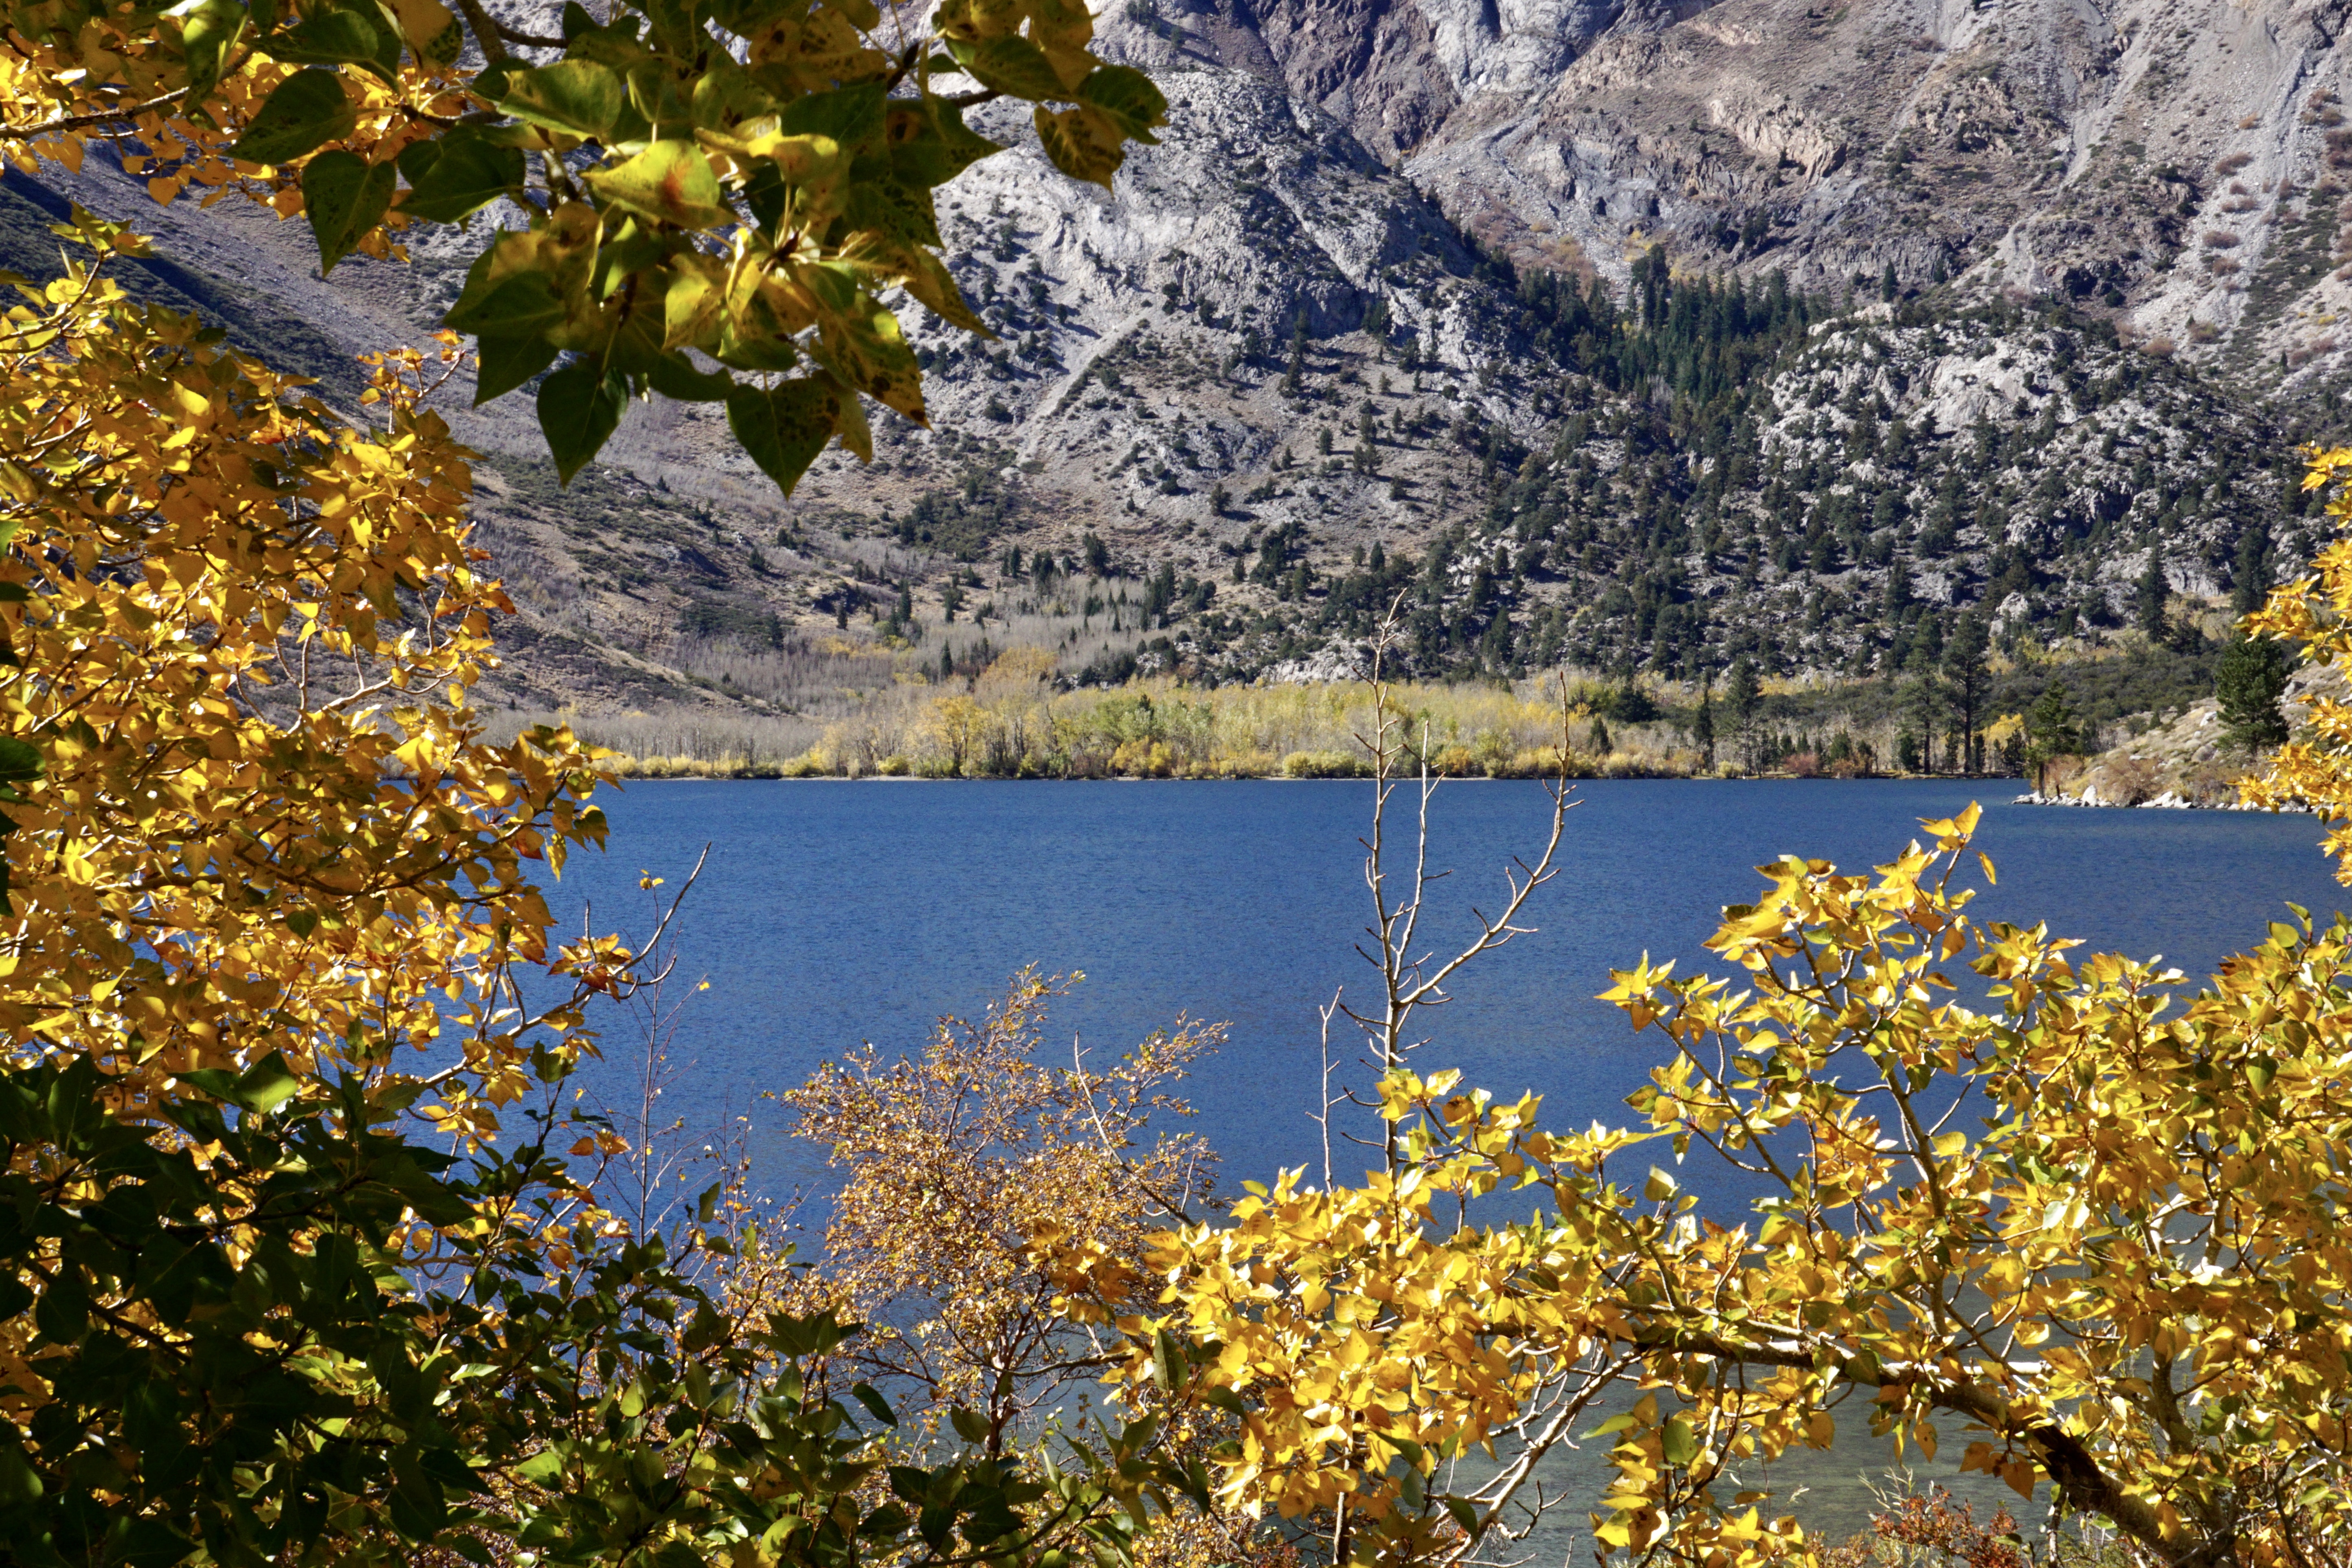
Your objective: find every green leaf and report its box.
[397,129,525,223]
[0,1441,41,1508]
[691,58,773,133]
[234,1051,303,1114]
[500,60,625,139]
[850,1382,898,1427]
[302,150,396,275]
[885,99,1001,189]
[774,82,885,150]
[177,0,249,108]
[475,333,561,404]
[626,59,694,136]
[584,140,730,228]
[841,178,939,248]
[537,361,626,485]
[643,351,732,402]
[859,1502,912,1540]
[269,6,390,72]
[33,1263,88,1341]
[725,379,840,496]
[1661,1416,1699,1468]
[1076,65,1166,140]
[639,0,700,51]
[514,1448,565,1485]
[964,36,1067,101]
[1150,1327,1182,1391]
[948,1405,989,1444]
[227,68,353,164]
[446,268,569,340]
[0,737,41,786]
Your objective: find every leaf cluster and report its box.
[0,0,1168,488]
[1058,792,2352,1568]
[0,225,1202,1568]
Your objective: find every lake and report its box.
[540,778,2349,1543]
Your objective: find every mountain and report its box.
[1,0,2338,725]
[1222,0,2352,380]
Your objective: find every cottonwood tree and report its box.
[1049,451,2352,1568]
[0,222,1190,1568]
[784,970,1219,1456]
[0,0,1166,490]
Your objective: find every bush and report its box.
[1112,738,1176,776]
[1280,749,1371,778]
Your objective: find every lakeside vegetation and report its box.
[501,626,2234,783]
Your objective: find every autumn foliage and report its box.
[0,0,1166,489]
[1047,490,2352,1567]
[0,210,614,1137]
[0,222,1194,1568]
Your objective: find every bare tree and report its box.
[1314,610,1580,1178]
[1294,613,1614,1568]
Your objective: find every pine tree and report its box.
[2233,523,2273,616]
[1694,675,1717,771]
[1880,261,1899,303]
[1904,640,1944,775]
[1883,553,1913,621]
[2138,538,2170,637]
[1943,611,1992,774]
[2024,681,2083,793]
[1725,655,1761,772]
[2216,637,2293,755]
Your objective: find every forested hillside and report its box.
[4,0,2339,720]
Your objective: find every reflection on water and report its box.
[538,779,2344,1548]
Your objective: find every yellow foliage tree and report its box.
[784,971,1219,1454]
[2242,444,2352,854]
[0,205,613,1141]
[0,220,1193,1568]
[1051,459,2352,1568]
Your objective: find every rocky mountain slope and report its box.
[2,0,2342,720]
[1221,0,2352,384]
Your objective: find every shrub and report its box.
[1280,749,1370,778]
[1427,743,1478,776]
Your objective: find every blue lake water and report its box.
[552,778,2343,1197]
[539,778,2348,1542]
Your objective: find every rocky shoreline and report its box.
[2011,789,2293,812]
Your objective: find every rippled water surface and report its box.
[541,778,2346,1542]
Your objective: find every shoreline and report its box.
[2012,789,2298,813]
[604,769,2032,785]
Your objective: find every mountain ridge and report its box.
[0,0,2339,728]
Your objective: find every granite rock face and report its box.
[1185,0,2352,382]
